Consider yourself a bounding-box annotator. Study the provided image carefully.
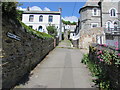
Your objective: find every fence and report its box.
[104,28,120,35]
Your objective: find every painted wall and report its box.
[22,13,61,36]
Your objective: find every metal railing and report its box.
[104,28,120,35]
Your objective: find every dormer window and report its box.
[92,8,98,16]
[110,8,117,17]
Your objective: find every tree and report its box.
[2,2,23,19]
[71,22,76,25]
[2,2,18,18]
[62,19,76,25]
[17,10,23,20]
[46,25,57,37]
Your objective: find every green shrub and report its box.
[2,2,18,18]
[81,54,111,89]
[19,20,53,39]
[81,54,89,64]
[46,25,57,37]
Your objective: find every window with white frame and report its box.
[114,21,119,30]
[29,15,34,22]
[105,21,112,30]
[29,25,33,29]
[110,8,117,17]
[92,8,98,16]
[38,26,42,31]
[48,16,53,22]
[91,23,98,28]
[39,15,43,22]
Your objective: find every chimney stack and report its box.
[59,8,62,12]
[27,6,30,11]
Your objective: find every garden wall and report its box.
[2,17,55,89]
[79,27,105,49]
[89,44,120,89]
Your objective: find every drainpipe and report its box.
[98,1,103,27]
[98,0,104,44]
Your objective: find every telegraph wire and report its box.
[72,0,77,16]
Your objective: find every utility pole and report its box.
[98,0,103,27]
[59,8,62,41]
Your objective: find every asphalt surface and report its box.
[15,40,94,88]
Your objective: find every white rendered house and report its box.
[22,9,62,40]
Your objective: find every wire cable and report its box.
[72,1,77,16]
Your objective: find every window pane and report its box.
[49,16,53,22]
[91,23,98,28]
[29,25,33,28]
[29,15,34,22]
[39,15,43,22]
[110,9,116,16]
[38,26,42,31]
[93,24,97,27]
[94,9,97,15]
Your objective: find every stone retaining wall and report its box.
[2,18,55,89]
[79,27,105,49]
[71,39,79,48]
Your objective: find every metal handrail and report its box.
[104,28,120,34]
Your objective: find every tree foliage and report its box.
[2,2,18,18]
[17,10,23,20]
[46,25,57,37]
[62,19,76,25]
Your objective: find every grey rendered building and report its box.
[79,0,101,30]
[79,0,120,30]
[79,0,120,48]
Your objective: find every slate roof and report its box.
[23,11,61,14]
[84,0,100,7]
[79,0,100,13]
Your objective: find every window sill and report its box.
[92,15,100,17]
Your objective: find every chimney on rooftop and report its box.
[27,6,30,11]
[59,8,62,12]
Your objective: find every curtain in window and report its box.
[39,15,43,22]
[29,15,34,22]
[49,16,53,22]
[110,9,116,16]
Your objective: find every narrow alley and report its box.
[15,40,94,88]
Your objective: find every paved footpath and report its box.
[15,40,94,88]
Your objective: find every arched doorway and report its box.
[38,26,42,32]
[114,21,118,31]
[105,21,113,31]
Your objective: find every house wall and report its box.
[22,14,61,36]
[80,7,101,30]
[79,27,105,49]
[79,0,120,49]
[102,1,119,28]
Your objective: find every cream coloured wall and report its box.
[22,13,61,35]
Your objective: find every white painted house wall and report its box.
[22,11,61,37]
